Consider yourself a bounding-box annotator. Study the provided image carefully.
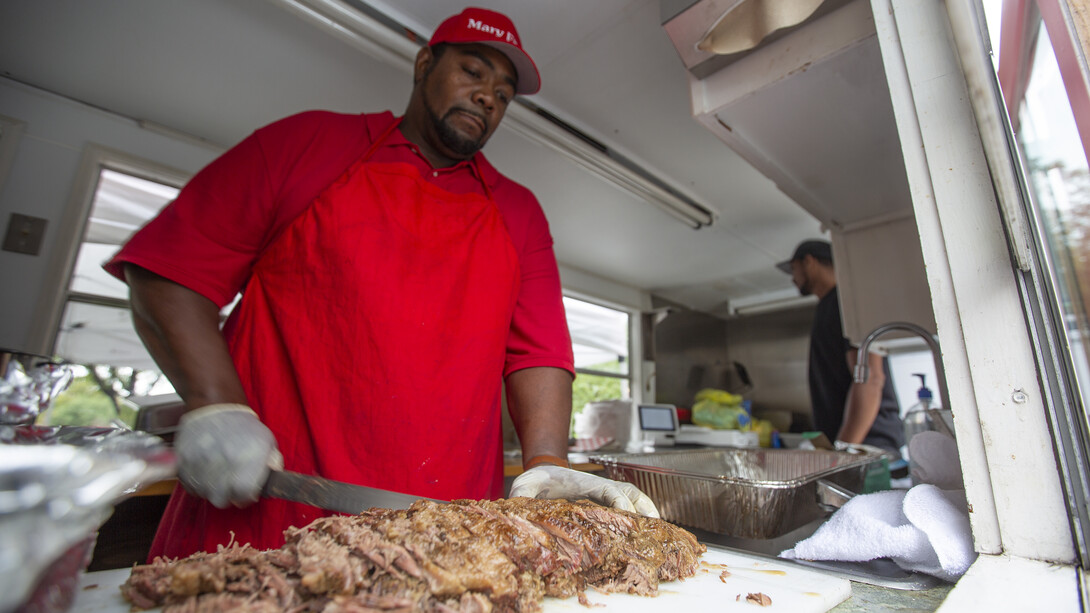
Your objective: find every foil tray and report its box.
[0,426,175,613]
[591,447,880,539]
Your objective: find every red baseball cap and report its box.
[429,7,541,95]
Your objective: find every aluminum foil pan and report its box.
[0,426,174,613]
[0,351,74,426]
[591,447,880,539]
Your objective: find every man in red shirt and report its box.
[107,7,657,559]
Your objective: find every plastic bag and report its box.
[691,388,777,447]
[691,388,750,430]
[692,399,750,429]
[693,388,744,406]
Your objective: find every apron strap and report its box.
[364,116,402,161]
[473,156,496,202]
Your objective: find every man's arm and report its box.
[838,348,886,444]
[125,264,247,410]
[126,264,277,508]
[504,366,572,466]
[505,367,659,517]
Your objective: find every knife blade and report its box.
[261,470,431,514]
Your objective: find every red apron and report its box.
[150,119,521,559]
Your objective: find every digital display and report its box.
[638,404,677,431]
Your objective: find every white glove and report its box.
[509,464,660,518]
[175,403,282,509]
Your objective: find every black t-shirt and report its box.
[808,287,904,453]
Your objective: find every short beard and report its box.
[428,105,485,157]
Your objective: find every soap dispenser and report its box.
[902,373,939,486]
[903,373,935,445]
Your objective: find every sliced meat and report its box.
[120,497,705,613]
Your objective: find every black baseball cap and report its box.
[776,239,832,274]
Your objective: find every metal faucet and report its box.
[854,321,951,412]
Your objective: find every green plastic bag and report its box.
[692,398,750,430]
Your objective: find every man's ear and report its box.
[413,46,434,84]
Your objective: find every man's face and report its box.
[790,258,812,296]
[418,44,517,159]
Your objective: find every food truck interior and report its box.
[2,0,1090,611]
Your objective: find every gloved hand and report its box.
[174,403,281,509]
[509,464,660,518]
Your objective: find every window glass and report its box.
[68,169,179,299]
[55,301,161,371]
[563,296,632,435]
[571,372,630,419]
[46,168,182,427]
[564,297,629,375]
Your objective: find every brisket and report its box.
[120,497,705,612]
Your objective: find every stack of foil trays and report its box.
[0,426,174,613]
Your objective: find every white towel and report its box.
[781,484,976,581]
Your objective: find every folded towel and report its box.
[781,484,976,581]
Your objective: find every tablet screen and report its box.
[638,404,677,431]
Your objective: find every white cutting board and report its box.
[546,547,850,612]
[72,547,850,612]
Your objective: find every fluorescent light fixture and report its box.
[272,0,716,229]
[727,288,816,316]
[501,104,715,228]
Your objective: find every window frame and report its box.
[990,0,1090,565]
[28,145,190,355]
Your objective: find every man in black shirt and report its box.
[778,240,903,454]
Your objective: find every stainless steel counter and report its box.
[690,518,953,610]
[829,581,953,612]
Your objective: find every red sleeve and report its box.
[105,111,376,306]
[494,182,576,378]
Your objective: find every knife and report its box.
[261,469,433,514]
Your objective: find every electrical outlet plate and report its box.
[2,213,48,255]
